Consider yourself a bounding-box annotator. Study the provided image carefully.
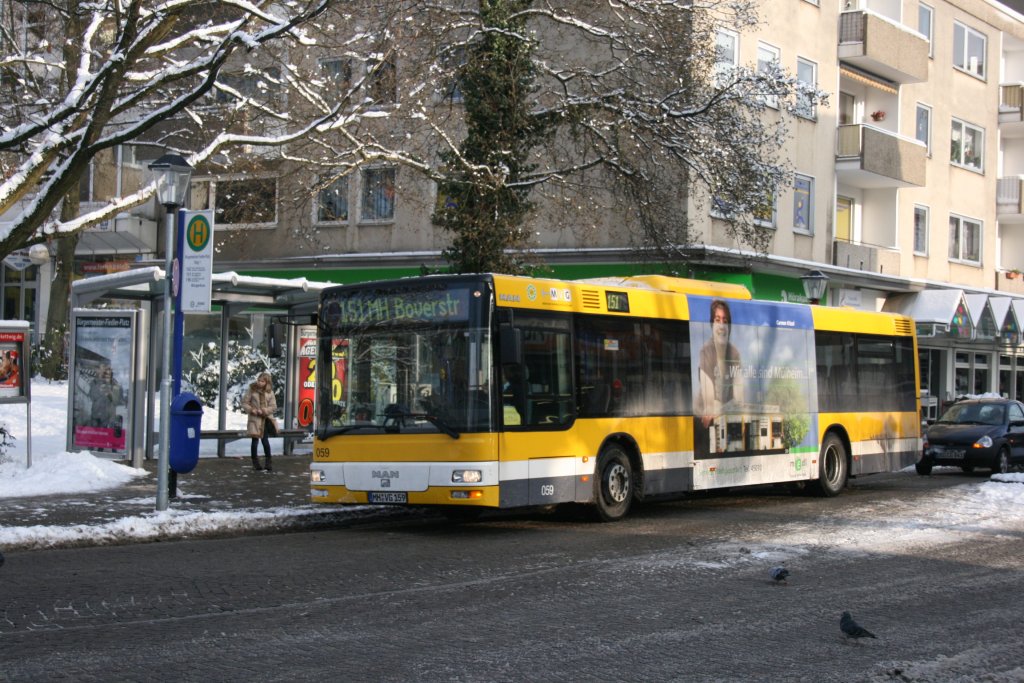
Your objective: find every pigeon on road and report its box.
[769,566,789,584]
[840,611,877,639]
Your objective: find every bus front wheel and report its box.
[811,433,848,497]
[592,444,633,522]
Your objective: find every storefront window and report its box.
[2,264,38,329]
[954,351,970,396]
[1000,355,1013,399]
[973,353,989,394]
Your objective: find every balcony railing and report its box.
[998,177,1024,216]
[1000,84,1024,122]
[836,124,926,188]
[833,239,901,276]
[838,10,928,84]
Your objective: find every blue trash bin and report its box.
[169,392,203,474]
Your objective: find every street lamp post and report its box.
[147,154,193,512]
[801,270,830,306]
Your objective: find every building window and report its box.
[316,175,349,223]
[950,118,984,172]
[757,43,780,108]
[913,205,929,255]
[320,57,353,94]
[793,174,813,234]
[215,67,282,104]
[838,92,855,125]
[953,22,986,79]
[948,214,981,265]
[714,29,738,84]
[836,196,853,242]
[918,3,934,57]
[441,46,466,104]
[361,167,395,221]
[753,193,777,229]
[194,178,278,227]
[366,56,397,105]
[915,104,931,155]
[795,57,817,119]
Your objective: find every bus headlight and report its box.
[452,469,482,484]
[310,469,326,483]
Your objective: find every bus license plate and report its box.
[368,491,408,504]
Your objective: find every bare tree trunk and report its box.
[37,196,80,380]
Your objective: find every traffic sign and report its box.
[180,211,214,312]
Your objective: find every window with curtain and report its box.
[360,167,396,221]
[948,214,981,264]
[317,175,349,223]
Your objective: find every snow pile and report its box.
[0,450,146,497]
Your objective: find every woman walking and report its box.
[241,372,278,471]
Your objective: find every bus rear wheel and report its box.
[592,444,633,522]
[811,433,848,497]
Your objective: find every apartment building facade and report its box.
[5,0,1024,410]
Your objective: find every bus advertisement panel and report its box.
[689,296,818,489]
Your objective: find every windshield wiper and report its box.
[383,407,460,440]
[334,423,387,435]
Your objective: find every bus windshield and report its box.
[317,282,493,437]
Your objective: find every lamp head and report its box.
[147,153,193,208]
[27,243,50,265]
[800,270,829,305]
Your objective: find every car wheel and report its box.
[915,459,933,475]
[591,444,633,522]
[811,432,848,497]
[994,447,1011,475]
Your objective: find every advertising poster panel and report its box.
[0,327,28,403]
[689,296,819,485]
[296,326,317,429]
[70,312,135,455]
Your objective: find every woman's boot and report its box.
[251,455,263,471]
[264,454,273,472]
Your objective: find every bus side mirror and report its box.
[499,324,522,366]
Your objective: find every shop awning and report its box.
[989,297,1020,345]
[964,293,998,341]
[882,289,973,338]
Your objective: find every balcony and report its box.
[836,125,927,189]
[838,11,929,85]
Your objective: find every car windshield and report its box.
[938,402,1005,426]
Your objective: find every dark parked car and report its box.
[917,398,1024,475]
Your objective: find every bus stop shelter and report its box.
[70,266,330,466]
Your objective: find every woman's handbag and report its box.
[264,416,279,437]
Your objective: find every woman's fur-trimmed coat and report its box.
[241,383,277,438]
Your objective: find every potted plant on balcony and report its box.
[870,110,886,122]
[1006,269,1022,280]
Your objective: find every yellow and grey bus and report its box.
[310,273,920,521]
